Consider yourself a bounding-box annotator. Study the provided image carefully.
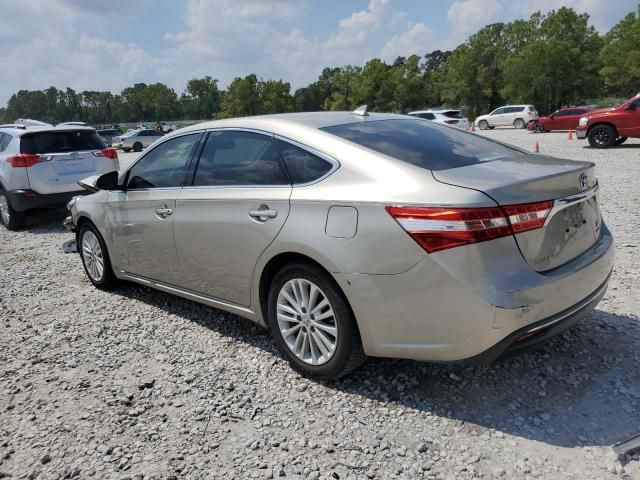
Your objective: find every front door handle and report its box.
[155,207,173,219]
[249,209,278,221]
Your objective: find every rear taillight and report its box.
[6,154,41,168]
[444,120,459,124]
[93,148,118,160]
[386,200,553,253]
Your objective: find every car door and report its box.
[173,129,292,306]
[106,132,202,283]
[489,107,507,126]
[618,97,640,137]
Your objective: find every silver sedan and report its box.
[66,110,614,380]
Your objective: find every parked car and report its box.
[576,93,640,148]
[66,110,613,380]
[97,128,123,146]
[528,107,590,133]
[475,105,538,129]
[112,129,164,152]
[407,109,470,130]
[0,125,118,230]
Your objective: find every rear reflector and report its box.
[6,154,41,168]
[386,201,553,253]
[93,148,118,160]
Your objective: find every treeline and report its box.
[1,6,638,125]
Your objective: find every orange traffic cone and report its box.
[533,141,540,153]
[567,130,573,140]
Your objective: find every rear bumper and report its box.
[340,225,614,363]
[576,126,588,139]
[6,189,87,212]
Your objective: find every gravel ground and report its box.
[1,130,638,480]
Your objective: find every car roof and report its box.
[408,109,460,114]
[178,111,408,134]
[0,125,96,136]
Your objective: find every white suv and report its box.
[0,125,119,230]
[407,109,470,130]
[474,105,538,130]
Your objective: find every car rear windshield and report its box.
[321,119,523,171]
[21,130,106,154]
[441,111,464,119]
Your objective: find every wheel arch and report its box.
[587,121,618,136]
[256,251,361,336]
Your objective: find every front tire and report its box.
[588,124,617,148]
[514,118,525,129]
[267,262,366,380]
[0,190,25,231]
[535,123,545,133]
[478,120,489,130]
[78,223,118,290]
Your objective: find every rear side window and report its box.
[0,133,11,152]
[322,119,522,171]
[20,131,105,154]
[193,131,288,186]
[528,106,536,112]
[276,139,334,184]
[412,113,435,120]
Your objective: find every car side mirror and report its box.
[96,171,120,190]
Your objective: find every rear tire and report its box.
[267,262,366,381]
[78,223,118,290]
[0,190,25,231]
[514,118,525,129]
[587,125,617,148]
[478,120,489,130]
[615,136,628,145]
[123,148,131,153]
[133,142,143,152]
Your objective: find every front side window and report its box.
[322,119,522,171]
[418,113,436,120]
[276,139,334,184]
[491,108,505,115]
[193,131,288,186]
[127,134,200,189]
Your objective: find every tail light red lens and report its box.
[386,200,553,253]
[93,148,118,160]
[6,154,41,168]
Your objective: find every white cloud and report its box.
[447,0,502,37]
[381,24,433,61]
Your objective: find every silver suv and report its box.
[0,125,119,230]
[474,105,538,129]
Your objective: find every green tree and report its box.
[502,8,603,113]
[600,8,640,96]
[259,80,293,114]
[218,74,261,118]
[322,66,361,111]
[180,76,221,119]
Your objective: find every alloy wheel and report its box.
[81,231,105,282]
[276,278,338,366]
[592,127,611,146]
[0,194,10,225]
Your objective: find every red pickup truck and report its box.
[576,93,640,148]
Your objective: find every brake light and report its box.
[6,154,41,168]
[93,148,118,160]
[386,200,553,253]
[444,120,459,124]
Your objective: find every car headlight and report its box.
[67,196,81,211]
[578,116,589,126]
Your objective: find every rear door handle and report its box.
[249,209,278,221]
[155,207,173,218]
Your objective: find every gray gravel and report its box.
[1,130,639,480]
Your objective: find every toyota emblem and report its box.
[579,173,589,190]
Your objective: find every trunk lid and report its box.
[432,155,602,271]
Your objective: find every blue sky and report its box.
[0,0,637,105]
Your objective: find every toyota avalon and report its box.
[65,109,614,380]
